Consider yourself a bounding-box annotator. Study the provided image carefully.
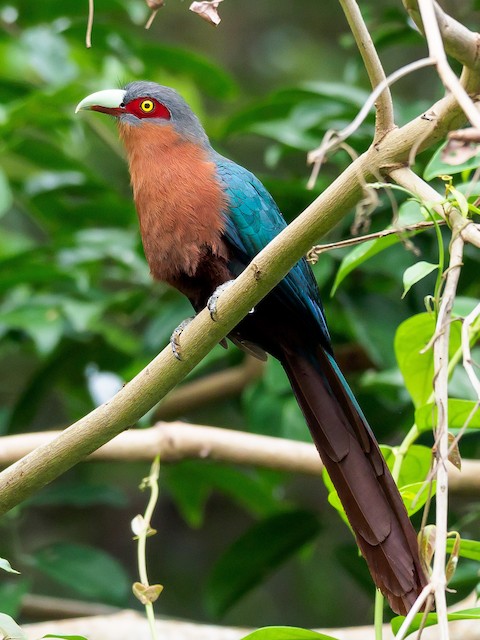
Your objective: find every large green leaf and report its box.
[391,607,480,635]
[206,510,321,617]
[332,200,428,294]
[394,313,461,407]
[241,627,339,640]
[31,543,130,605]
[415,399,480,432]
[165,461,282,528]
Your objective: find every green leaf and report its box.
[43,636,89,640]
[402,261,438,298]
[0,580,30,618]
[332,200,427,294]
[0,613,27,640]
[0,168,13,217]
[0,557,20,574]
[166,461,281,528]
[399,481,435,516]
[31,543,130,605]
[415,399,480,432]
[394,313,461,407]
[241,627,340,640]
[424,140,480,180]
[446,538,480,562]
[387,445,432,487]
[391,607,480,635]
[206,510,320,617]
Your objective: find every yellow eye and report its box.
[140,99,155,113]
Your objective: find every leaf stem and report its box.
[374,588,384,640]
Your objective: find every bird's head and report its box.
[76,81,209,146]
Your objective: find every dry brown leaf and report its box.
[448,432,462,471]
[441,137,480,165]
[132,582,164,605]
[189,0,223,26]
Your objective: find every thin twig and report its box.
[389,168,480,249]
[418,0,480,129]
[86,0,94,48]
[462,301,480,399]
[403,0,480,72]
[430,229,465,640]
[307,57,435,186]
[394,584,434,640]
[307,220,440,264]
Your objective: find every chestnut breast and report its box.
[119,122,229,284]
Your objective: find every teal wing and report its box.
[214,156,331,349]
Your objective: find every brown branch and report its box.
[0,423,477,495]
[307,220,441,264]
[155,356,265,421]
[86,0,94,48]
[338,0,395,135]
[403,0,480,71]
[388,167,480,248]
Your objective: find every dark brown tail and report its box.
[281,346,427,615]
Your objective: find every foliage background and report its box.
[0,0,479,630]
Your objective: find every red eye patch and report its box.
[125,97,171,120]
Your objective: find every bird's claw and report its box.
[170,317,195,361]
[207,280,235,321]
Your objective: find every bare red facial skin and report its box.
[125,97,171,120]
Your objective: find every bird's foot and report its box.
[170,317,195,361]
[207,280,236,321]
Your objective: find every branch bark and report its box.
[339,0,395,135]
[0,423,477,494]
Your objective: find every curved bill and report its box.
[75,89,127,115]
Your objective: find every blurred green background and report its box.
[0,0,479,630]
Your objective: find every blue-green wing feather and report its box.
[214,156,331,348]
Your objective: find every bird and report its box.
[76,81,427,614]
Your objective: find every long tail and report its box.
[280,345,427,615]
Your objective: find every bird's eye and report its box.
[140,99,155,113]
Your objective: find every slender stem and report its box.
[86,0,94,48]
[374,589,384,640]
[136,456,161,640]
[391,424,420,484]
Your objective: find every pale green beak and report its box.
[75,89,127,115]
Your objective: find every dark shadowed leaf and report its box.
[206,510,320,617]
[31,543,130,605]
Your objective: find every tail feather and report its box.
[280,345,427,615]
